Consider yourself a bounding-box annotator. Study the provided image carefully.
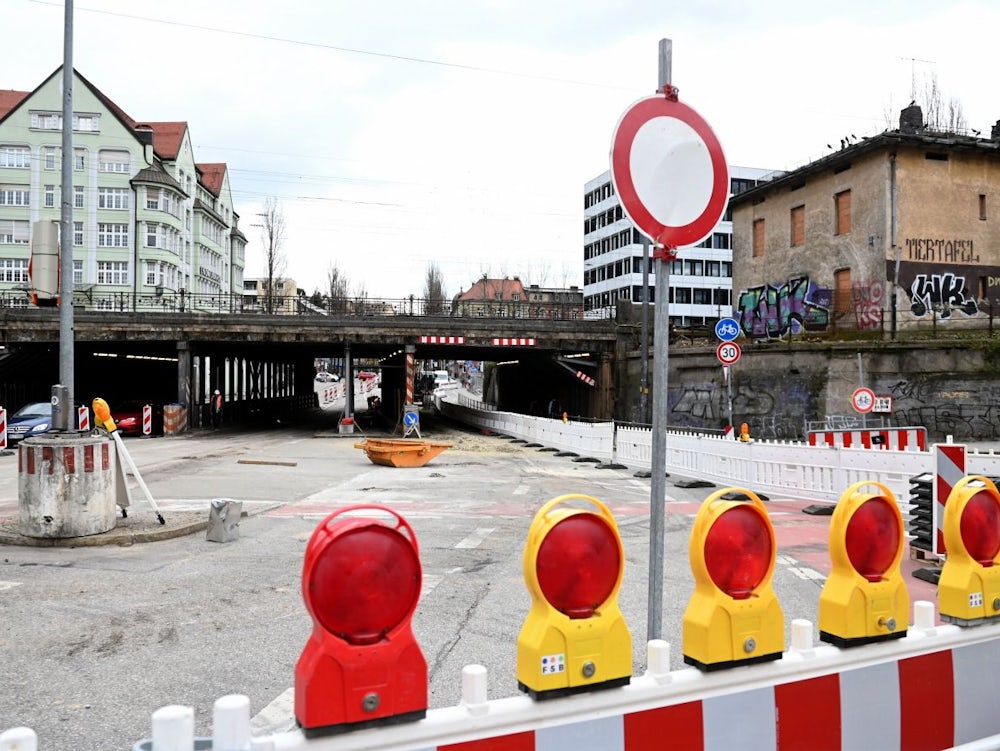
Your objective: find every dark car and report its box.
[6,401,53,444]
[110,401,164,437]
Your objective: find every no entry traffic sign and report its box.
[716,342,741,365]
[851,387,876,414]
[610,94,729,248]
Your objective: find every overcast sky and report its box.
[6,0,999,299]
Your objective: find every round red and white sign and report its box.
[851,387,876,414]
[610,95,729,248]
[717,342,741,366]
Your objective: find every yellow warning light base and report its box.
[682,487,784,672]
[939,476,1000,627]
[819,481,909,648]
[516,494,632,698]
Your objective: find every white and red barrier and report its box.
[0,406,6,450]
[142,404,152,436]
[77,405,89,432]
[934,443,967,555]
[808,426,927,451]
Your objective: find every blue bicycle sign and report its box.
[715,317,740,342]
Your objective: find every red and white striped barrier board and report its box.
[807,427,926,451]
[493,337,536,346]
[0,406,6,450]
[575,370,596,386]
[406,352,415,405]
[77,405,89,432]
[142,404,152,436]
[420,336,465,344]
[934,442,967,555]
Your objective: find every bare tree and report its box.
[886,72,967,133]
[353,282,369,315]
[326,262,350,314]
[258,197,287,314]
[423,262,447,315]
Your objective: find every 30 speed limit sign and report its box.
[851,387,876,413]
[716,342,741,365]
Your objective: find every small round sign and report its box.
[851,387,876,414]
[715,317,740,342]
[403,411,419,427]
[717,342,741,366]
[610,95,729,248]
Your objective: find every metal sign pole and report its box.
[646,37,672,643]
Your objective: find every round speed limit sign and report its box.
[716,342,741,365]
[851,387,876,413]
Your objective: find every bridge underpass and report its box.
[0,310,618,428]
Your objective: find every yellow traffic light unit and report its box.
[92,398,118,433]
[938,476,1000,626]
[517,494,631,699]
[819,481,909,647]
[682,487,784,671]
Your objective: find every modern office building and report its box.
[582,166,776,324]
[0,66,246,311]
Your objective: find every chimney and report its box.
[899,105,923,133]
[992,120,1000,141]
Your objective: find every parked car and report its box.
[110,401,164,437]
[6,402,54,444]
[315,372,337,383]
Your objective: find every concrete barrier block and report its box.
[206,499,242,543]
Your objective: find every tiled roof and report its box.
[193,198,225,224]
[137,121,187,160]
[131,164,185,194]
[197,163,226,197]
[457,277,527,302]
[0,90,29,119]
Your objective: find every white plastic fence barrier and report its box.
[26,603,991,751]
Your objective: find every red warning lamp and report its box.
[295,505,426,736]
[683,488,784,671]
[517,494,631,698]
[939,476,1000,626]
[819,481,908,647]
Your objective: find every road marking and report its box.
[0,581,22,592]
[789,566,826,581]
[455,528,495,549]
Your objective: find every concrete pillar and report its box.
[18,433,116,538]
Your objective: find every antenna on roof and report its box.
[899,56,936,103]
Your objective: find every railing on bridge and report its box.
[0,290,586,320]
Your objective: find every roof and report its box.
[0,90,29,119]
[457,277,527,302]
[731,127,1000,206]
[138,121,188,160]
[197,163,226,197]
[131,164,185,194]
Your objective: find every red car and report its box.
[110,401,164,436]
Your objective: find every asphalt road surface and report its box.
[0,409,939,749]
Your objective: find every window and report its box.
[44,147,56,170]
[146,222,160,247]
[835,190,851,235]
[692,288,711,305]
[980,194,987,221]
[753,218,765,257]
[0,145,30,168]
[791,205,805,246]
[99,150,130,173]
[0,184,29,206]
[147,187,161,210]
[675,288,692,304]
[706,261,721,277]
[44,185,55,208]
[684,259,703,276]
[145,260,160,286]
[834,268,852,316]
[74,149,85,171]
[97,223,129,248]
[74,185,84,209]
[0,219,29,244]
[98,187,129,209]
[73,114,99,132]
[97,260,128,285]
[0,258,28,282]
[73,221,83,246]
[73,260,83,284]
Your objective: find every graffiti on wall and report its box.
[909,272,979,318]
[886,378,1000,441]
[905,238,979,264]
[852,280,884,330]
[736,277,831,339]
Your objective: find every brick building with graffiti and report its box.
[729,105,1000,340]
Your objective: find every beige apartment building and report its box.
[730,105,1000,339]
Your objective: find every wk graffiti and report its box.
[736,277,831,339]
[910,273,979,318]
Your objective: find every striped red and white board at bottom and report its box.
[429,641,999,751]
[18,443,111,475]
[493,338,536,346]
[807,427,926,451]
[420,336,465,344]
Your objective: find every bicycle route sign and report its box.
[715,317,740,342]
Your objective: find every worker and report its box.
[739,422,751,442]
[211,389,223,429]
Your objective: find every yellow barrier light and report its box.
[91,397,118,433]
[939,476,1000,626]
[819,481,909,647]
[682,487,783,671]
[516,494,631,699]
